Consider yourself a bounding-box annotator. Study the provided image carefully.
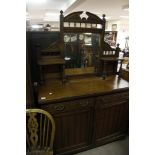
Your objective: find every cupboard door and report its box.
[94,94,129,145]
[53,109,93,155]
[41,98,94,155]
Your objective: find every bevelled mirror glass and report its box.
[64,33,100,69]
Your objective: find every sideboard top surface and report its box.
[38,75,129,104]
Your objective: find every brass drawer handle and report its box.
[80,101,89,107]
[54,104,65,111]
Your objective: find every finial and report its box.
[117,43,120,47]
[102,14,106,19]
[60,10,63,15]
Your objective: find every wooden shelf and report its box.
[100,57,124,61]
[38,57,65,66]
[65,67,95,76]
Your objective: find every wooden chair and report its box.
[26,109,55,155]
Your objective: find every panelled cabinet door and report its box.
[53,109,92,155]
[41,98,94,155]
[94,92,129,145]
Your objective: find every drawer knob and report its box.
[54,104,65,111]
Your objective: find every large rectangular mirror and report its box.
[64,33,100,70]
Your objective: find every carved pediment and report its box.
[86,12,103,24]
[64,11,104,24]
[64,11,83,22]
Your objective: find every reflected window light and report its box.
[26,0,46,4]
[31,25,43,29]
[65,57,71,61]
[97,24,102,28]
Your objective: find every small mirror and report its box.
[70,22,74,27]
[86,23,91,28]
[64,22,69,27]
[81,23,86,28]
[97,24,102,29]
[76,23,80,27]
[92,24,97,28]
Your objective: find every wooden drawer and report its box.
[41,98,94,114]
[96,92,128,108]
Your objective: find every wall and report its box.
[27,19,129,49]
[27,21,60,31]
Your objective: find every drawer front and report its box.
[41,98,94,114]
[96,92,129,108]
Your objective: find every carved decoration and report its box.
[27,113,39,147]
[86,12,104,24]
[63,11,103,24]
[80,12,88,20]
[64,11,83,22]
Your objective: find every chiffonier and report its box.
[27,10,129,155]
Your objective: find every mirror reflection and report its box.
[64,33,100,69]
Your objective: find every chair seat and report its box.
[27,150,53,155]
